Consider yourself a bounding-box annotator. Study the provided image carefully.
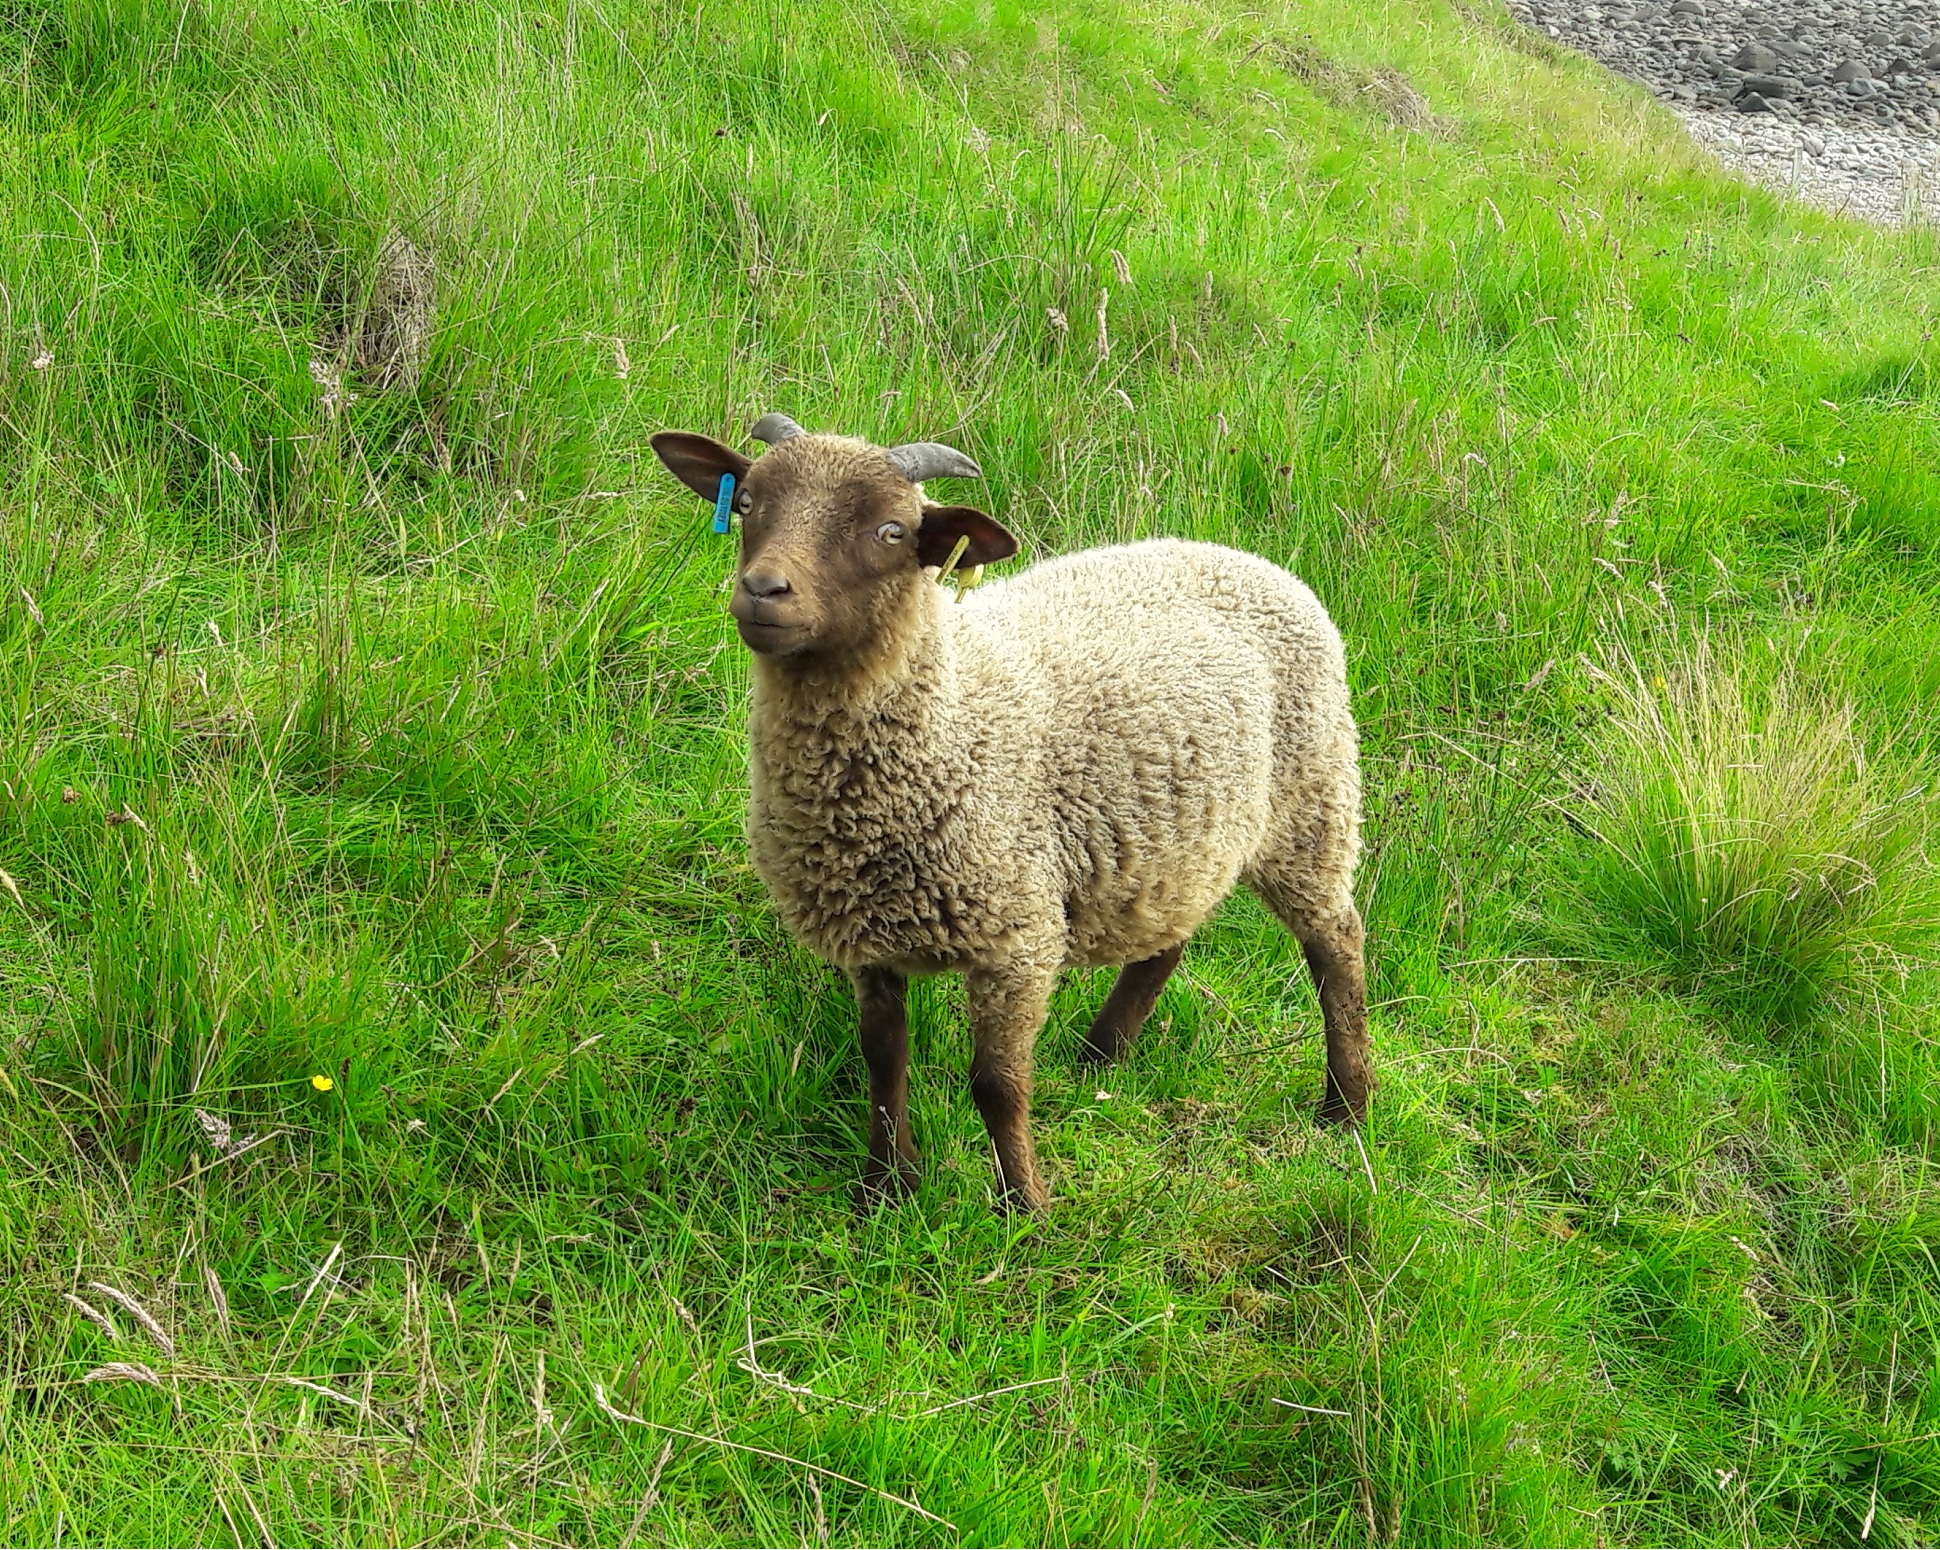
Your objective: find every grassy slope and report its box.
[3,0,1939,1543]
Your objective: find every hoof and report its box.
[1317,1091,1369,1127]
[993,1179,1050,1215]
[1080,1015,1135,1065]
[1077,1034,1120,1066]
[855,1158,919,1210]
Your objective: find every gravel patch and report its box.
[1505,0,1940,222]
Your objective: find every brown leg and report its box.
[965,957,1058,1212]
[1299,905,1373,1124]
[852,967,919,1200]
[1081,943,1185,1064]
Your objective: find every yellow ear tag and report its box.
[935,534,971,587]
[934,535,985,601]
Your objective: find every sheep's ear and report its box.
[916,505,1019,568]
[650,431,752,504]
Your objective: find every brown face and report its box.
[650,429,1019,662]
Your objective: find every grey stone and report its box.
[1498,0,1940,147]
[1736,89,1776,110]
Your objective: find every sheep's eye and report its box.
[876,521,907,545]
[736,490,753,513]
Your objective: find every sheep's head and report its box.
[649,415,1019,660]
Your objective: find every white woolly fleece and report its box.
[743,537,1362,978]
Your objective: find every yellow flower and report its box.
[310,1074,335,1092]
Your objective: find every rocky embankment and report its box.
[1507,0,1940,222]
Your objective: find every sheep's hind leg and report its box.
[1301,906,1372,1124]
[852,967,920,1201]
[1080,944,1184,1064]
[966,956,1058,1212]
[1253,884,1373,1124]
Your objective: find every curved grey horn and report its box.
[887,441,982,482]
[749,412,806,446]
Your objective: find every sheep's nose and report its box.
[741,569,791,600]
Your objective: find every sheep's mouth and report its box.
[734,617,808,654]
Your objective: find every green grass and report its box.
[1566,640,1939,1020]
[3,0,1939,1543]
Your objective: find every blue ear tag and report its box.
[712,472,735,535]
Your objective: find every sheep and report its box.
[650,414,1370,1210]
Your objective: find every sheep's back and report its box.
[957,539,1353,964]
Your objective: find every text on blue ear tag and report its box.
[712,472,735,535]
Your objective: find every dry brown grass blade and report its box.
[169,1127,288,1190]
[281,1375,369,1416]
[619,1438,675,1549]
[908,1375,1064,1418]
[204,1262,232,1342]
[590,1383,955,1529]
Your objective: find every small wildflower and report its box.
[310,1074,335,1092]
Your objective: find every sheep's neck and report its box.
[744,581,982,967]
[748,577,953,742]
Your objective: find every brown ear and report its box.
[650,431,753,504]
[916,505,1019,569]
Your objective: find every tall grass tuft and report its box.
[1570,641,1938,1017]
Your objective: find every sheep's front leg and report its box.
[965,957,1057,1212]
[852,967,919,1200]
[1081,943,1185,1063]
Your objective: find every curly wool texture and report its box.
[745,537,1362,977]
